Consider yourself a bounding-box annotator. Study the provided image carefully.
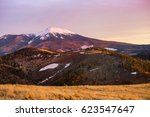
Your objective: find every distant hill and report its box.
[0,47,150,85]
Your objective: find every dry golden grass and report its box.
[0,84,150,100]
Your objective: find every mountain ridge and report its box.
[0,27,150,57]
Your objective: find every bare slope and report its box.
[1,47,150,85]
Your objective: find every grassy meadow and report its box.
[0,83,149,100]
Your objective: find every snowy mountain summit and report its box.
[27,27,76,44]
[34,27,76,37]
[50,27,75,35]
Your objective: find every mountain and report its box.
[1,47,150,85]
[0,27,150,57]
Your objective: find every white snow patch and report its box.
[58,49,65,52]
[32,27,75,39]
[90,68,99,72]
[33,55,37,58]
[28,40,33,44]
[27,35,39,44]
[39,63,59,71]
[80,52,85,54]
[4,37,7,39]
[33,54,42,58]
[81,45,93,49]
[38,73,57,84]
[50,27,75,35]
[105,48,118,51]
[40,36,45,40]
[38,68,64,84]
[60,36,64,39]
[25,34,30,37]
[54,54,60,57]
[131,72,138,75]
[55,35,58,38]
[65,63,71,68]
[46,34,50,37]
[37,54,41,57]
[38,78,49,84]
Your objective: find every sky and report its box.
[0,0,150,44]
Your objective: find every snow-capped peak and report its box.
[34,27,75,37]
[27,27,76,44]
[49,27,75,35]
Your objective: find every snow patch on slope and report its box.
[65,63,71,68]
[4,37,7,39]
[81,45,93,49]
[46,34,50,37]
[105,48,118,51]
[39,63,59,71]
[131,72,138,75]
[40,36,45,40]
[38,62,71,84]
[90,68,99,72]
[60,36,64,39]
[80,52,85,54]
[50,27,75,35]
[38,68,63,84]
[28,40,33,44]
[38,73,57,84]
